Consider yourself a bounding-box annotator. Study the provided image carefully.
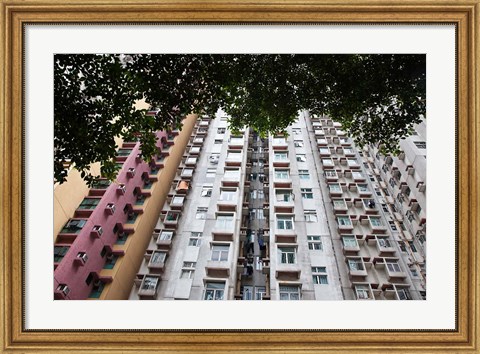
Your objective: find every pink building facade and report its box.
[54,128,173,300]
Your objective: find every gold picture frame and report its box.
[1,1,478,352]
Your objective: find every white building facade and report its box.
[129,111,426,301]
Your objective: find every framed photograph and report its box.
[1,1,478,352]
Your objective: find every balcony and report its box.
[146,250,168,273]
[206,260,231,278]
[272,137,288,150]
[189,146,201,155]
[175,180,190,194]
[362,199,378,214]
[369,217,388,234]
[385,260,407,280]
[137,275,161,298]
[225,151,243,167]
[184,156,198,167]
[180,167,194,179]
[228,136,245,149]
[154,229,174,249]
[342,235,360,254]
[163,210,181,227]
[169,195,186,210]
[192,136,204,146]
[347,259,368,278]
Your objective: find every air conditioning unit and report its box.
[91,225,103,238]
[56,284,70,297]
[75,252,88,265]
[117,184,126,195]
[127,168,136,178]
[105,203,116,215]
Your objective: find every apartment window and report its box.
[115,232,128,245]
[91,179,111,189]
[117,148,132,156]
[229,136,244,145]
[255,286,267,300]
[159,230,173,241]
[312,267,328,284]
[298,170,310,179]
[414,141,426,149]
[242,286,254,300]
[296,154,307,162]
[319,147,330,155]
[410,267,419,277]
[78,197,100,210]
[214,139,223,144]
[304,210,318,222]
[224,169,240,180]
[342,235,357,248]
[279,285,300,300]
[294,140,304,147]
[219,189,236,201]
[398,241,407,252]
[209,153,220,165]
[54,246,69,263]
[61,219,86,233]
[352,171,364,180]
[377,238,392,248]
[386,260,402,273]
[227,151,242,161]
[415,205,422,215]
[192,208,206,220]
[141,276,159,291]
[274,152,288,161]
[344,147,354,155]
[180,262,196,279]
[301,188,313,199]
[188,232,203,246]
[355,285,371,300]
[150,251,167,264]
[329,184,341,193]
[358,184,369,192]
[275,169,290,179]
[211,245,229,262]
[325,170,337,178]
[278,247,296,264]
[337,216,352,226]
[217,127,226,134]
[215,214,234,229]
[397,288,412,300]
[389,177,397,188]
[201,185,213,197]
[388,220,398,231]
[408,241,418,252]
[276,215,294,230]
[103,254,119,269]
[348,258,364,271]
[382,203,389,212]
[370,217,382,226]
[204,282,225,300]
[292,128,301,135]
[273,137,287,144]
[307,236,323,250]
[333,199,346,209]
[206,168,216,178]
[276,189,293,202]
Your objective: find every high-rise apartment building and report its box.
[53,113,197,300]
[53,107,426,301]
[127,111,426,301]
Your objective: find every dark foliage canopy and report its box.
[54,54,425,185]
